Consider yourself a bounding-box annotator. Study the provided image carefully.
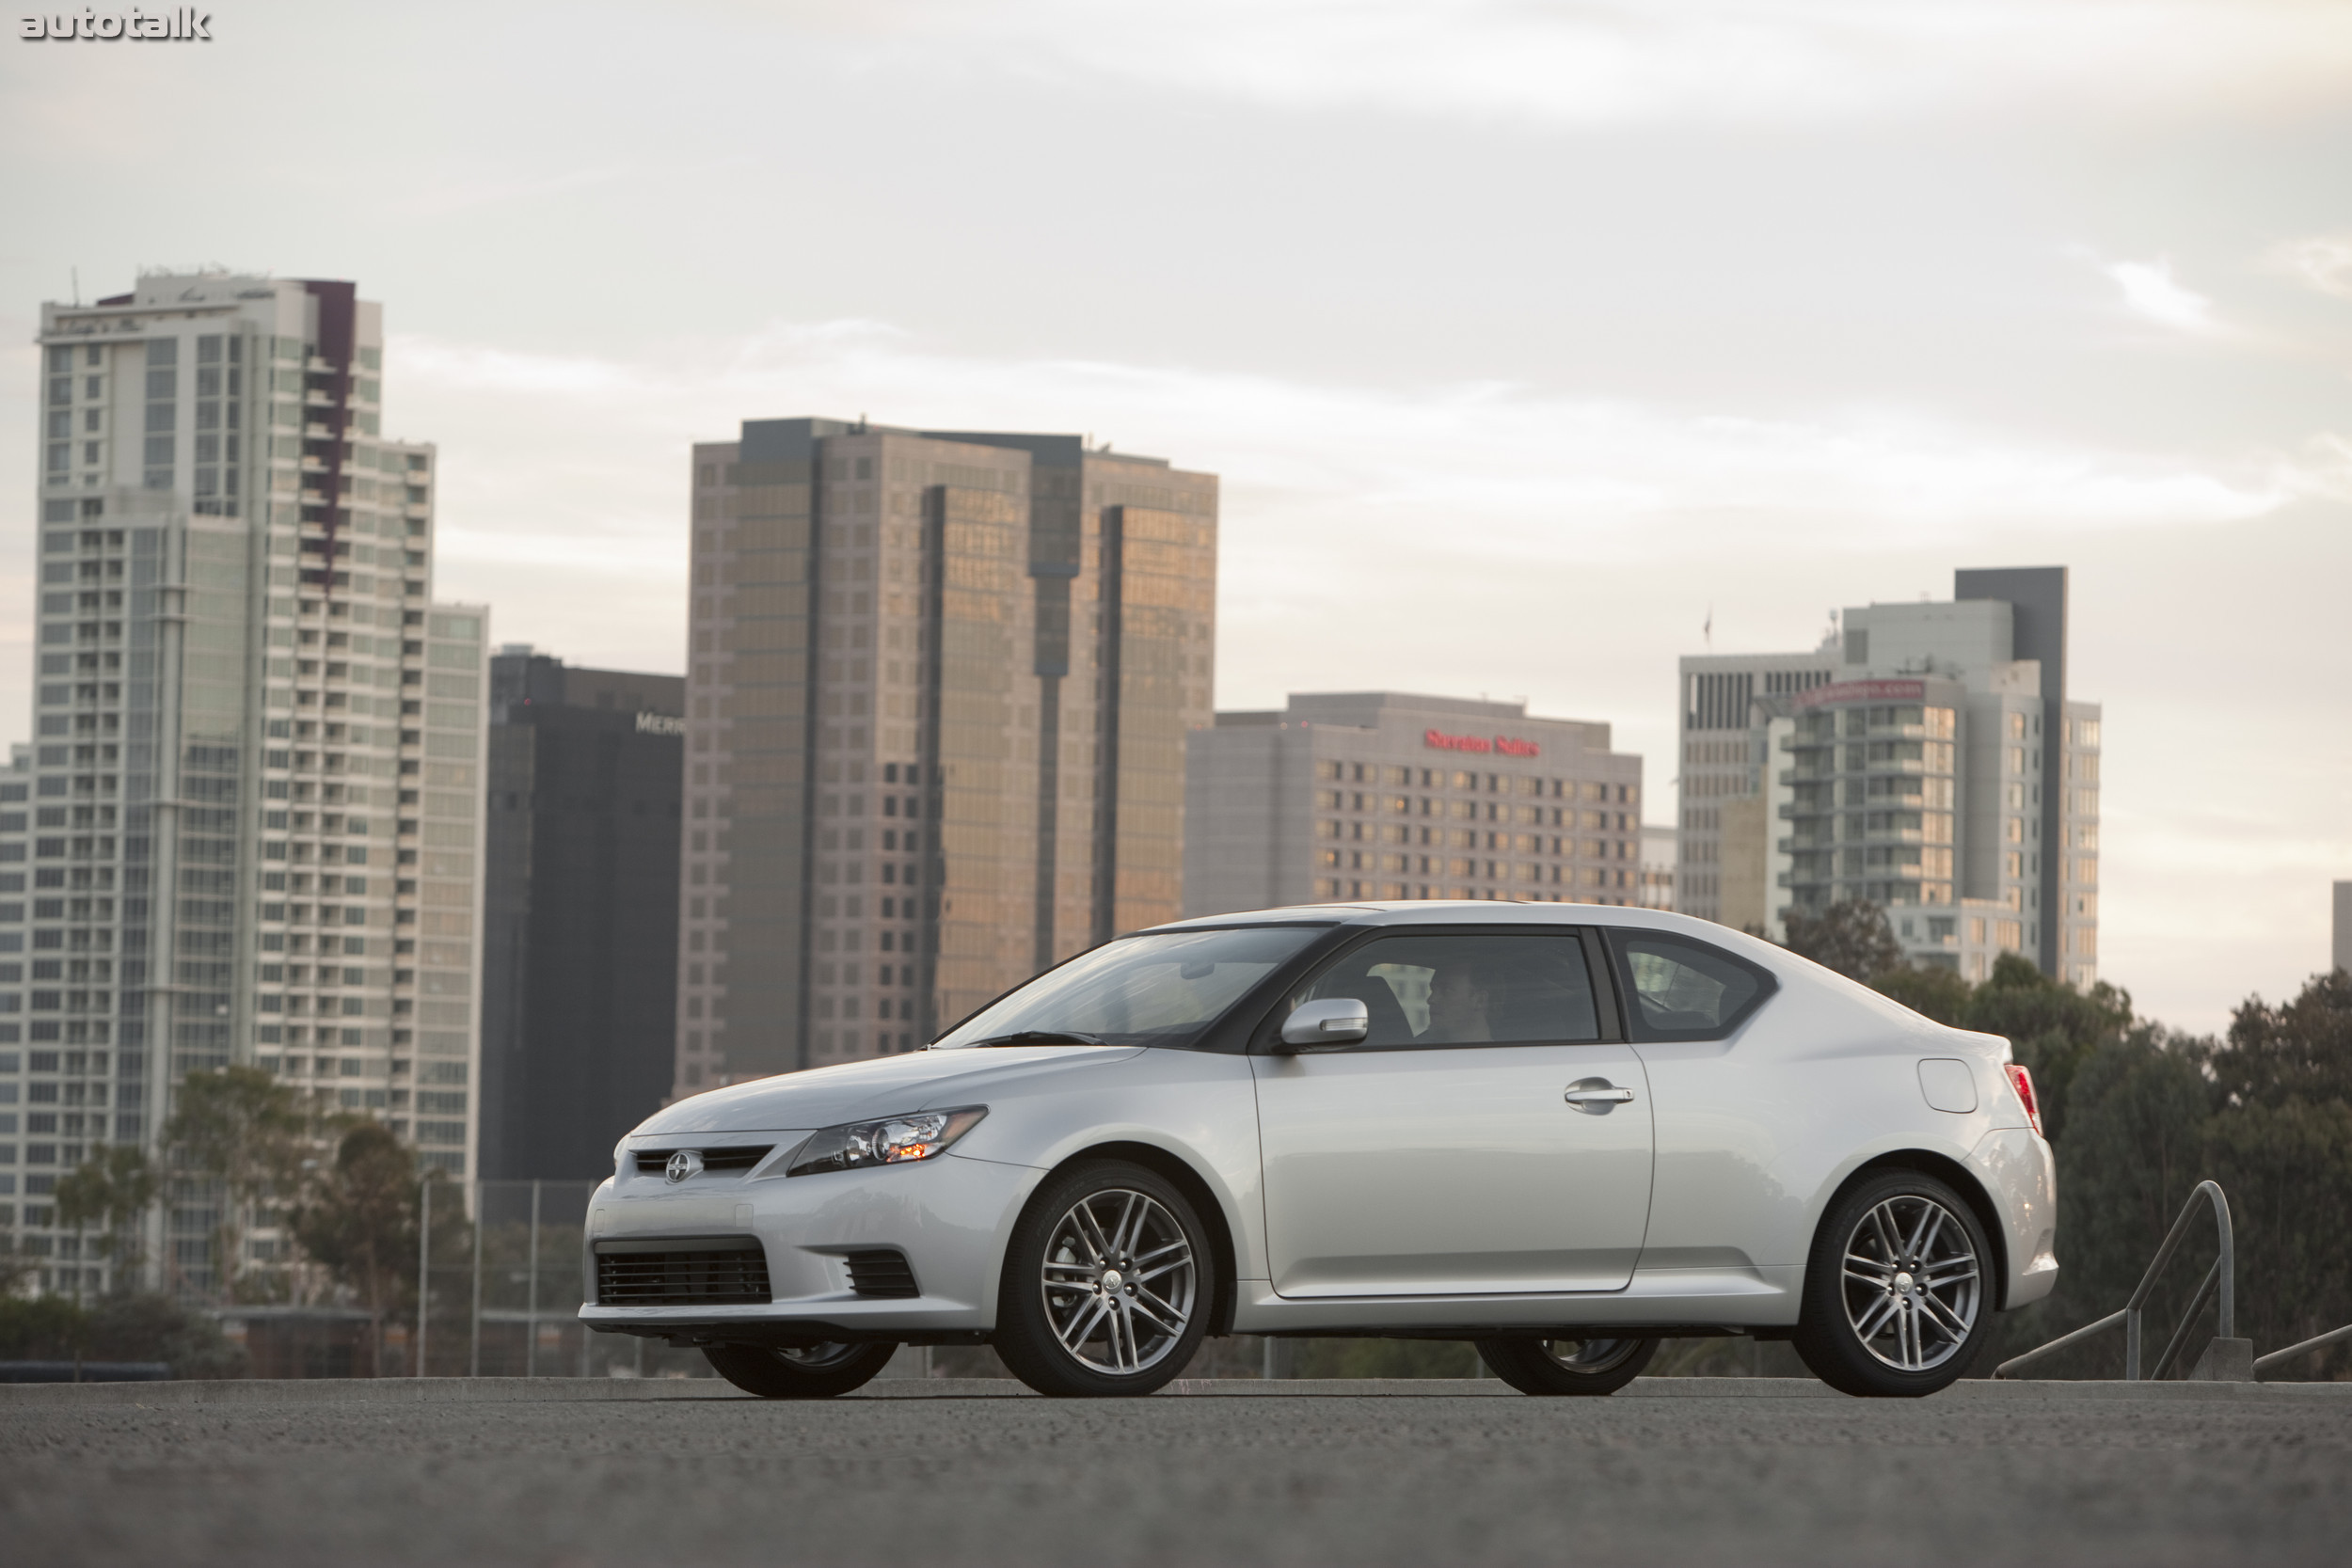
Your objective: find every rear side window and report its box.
[1606,930,1776,1042]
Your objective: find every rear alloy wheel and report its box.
[1476,1336,1658,1395]
[993,1160,1212,1398]
[703,1339,899,1399]
[1794,1169,1992,1397]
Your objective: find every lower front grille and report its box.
[596,1239,771,1306]
[845,1249,919,1299]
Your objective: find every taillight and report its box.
[2005,1063,2043,1138]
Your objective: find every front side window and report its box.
[933,925,1327,1051]
[1609,931,1775,1041]
[1288,932,1602,1048]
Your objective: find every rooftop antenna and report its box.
[1704,604,1713,652]
[70,267,80,306]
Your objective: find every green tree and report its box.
[56,1143,161,1277]
[2208,968,2352,1110]
[2189,970,2352,1376]
[2201,1094,2352,1375]
[85,1292,247,1377]
[1957,953,2134,1142]
[0,1291,246,1377]
[1850,963,2352,1379]
[1984,1025,2217,1377]
[1869,962,1974,1025]
[291,1120,425,1365]
[2051,1028,2216,1305]
[0,1293,89,1359]
[1781,898,1904,982]
[163,1066,307,1300]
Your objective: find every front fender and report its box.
[940,1048,1267,1316]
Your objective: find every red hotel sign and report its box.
[1424,728,1541,759]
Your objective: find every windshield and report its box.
[932,926,1327,1050]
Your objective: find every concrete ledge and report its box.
[3,1374,2345,1408]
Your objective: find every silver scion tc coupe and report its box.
[581,902,2056,1399]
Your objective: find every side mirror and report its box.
[1279,997,1370,1052]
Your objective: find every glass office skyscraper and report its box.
[674,419,1216,1091]
[479,648,683,1180]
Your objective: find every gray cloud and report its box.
[780,0,2352,125]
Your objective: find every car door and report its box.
[1250,927,1654,1298]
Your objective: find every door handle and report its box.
[1564,1079,1636,1114]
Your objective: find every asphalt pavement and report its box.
[4,1378,2346,1566]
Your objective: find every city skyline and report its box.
[3,4,2349,1033]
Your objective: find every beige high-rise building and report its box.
[1679,567,2100,986]
[674,420,1216,1089]
[1182,693,1645,916]
[3,272,486,1297]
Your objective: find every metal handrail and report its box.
[2253,1323,2352,1377]
[2148,1259,2221,1382]
[1994,1180,2234,1380]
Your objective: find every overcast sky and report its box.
[3,0,2347,1032]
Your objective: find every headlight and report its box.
[787,1107,988,1177]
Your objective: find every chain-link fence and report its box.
[414,1179,711,1379]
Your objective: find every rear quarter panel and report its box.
[1633,960,2019,1289]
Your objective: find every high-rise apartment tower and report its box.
[1677,567,2098,984]
[1,272,486,1296]
[675,418,1216,1092]
[1673,649,1837,923]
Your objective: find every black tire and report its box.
[703,1339,898,1399]
[1793,1168,1994,1398]
[993,1160,1214,1398]
[1476,1336,1659,1395]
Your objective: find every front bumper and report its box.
[578,1150,1042,1341]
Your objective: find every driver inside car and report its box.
[1423,954,1500,1043]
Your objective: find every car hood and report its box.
[628,1044,1144,1137]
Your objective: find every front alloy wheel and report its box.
[1477,1336,1659,1395]
[1794,1170,1992,1397]
[994,1161,1212,1397]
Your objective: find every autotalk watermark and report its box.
[20,8,213,40]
